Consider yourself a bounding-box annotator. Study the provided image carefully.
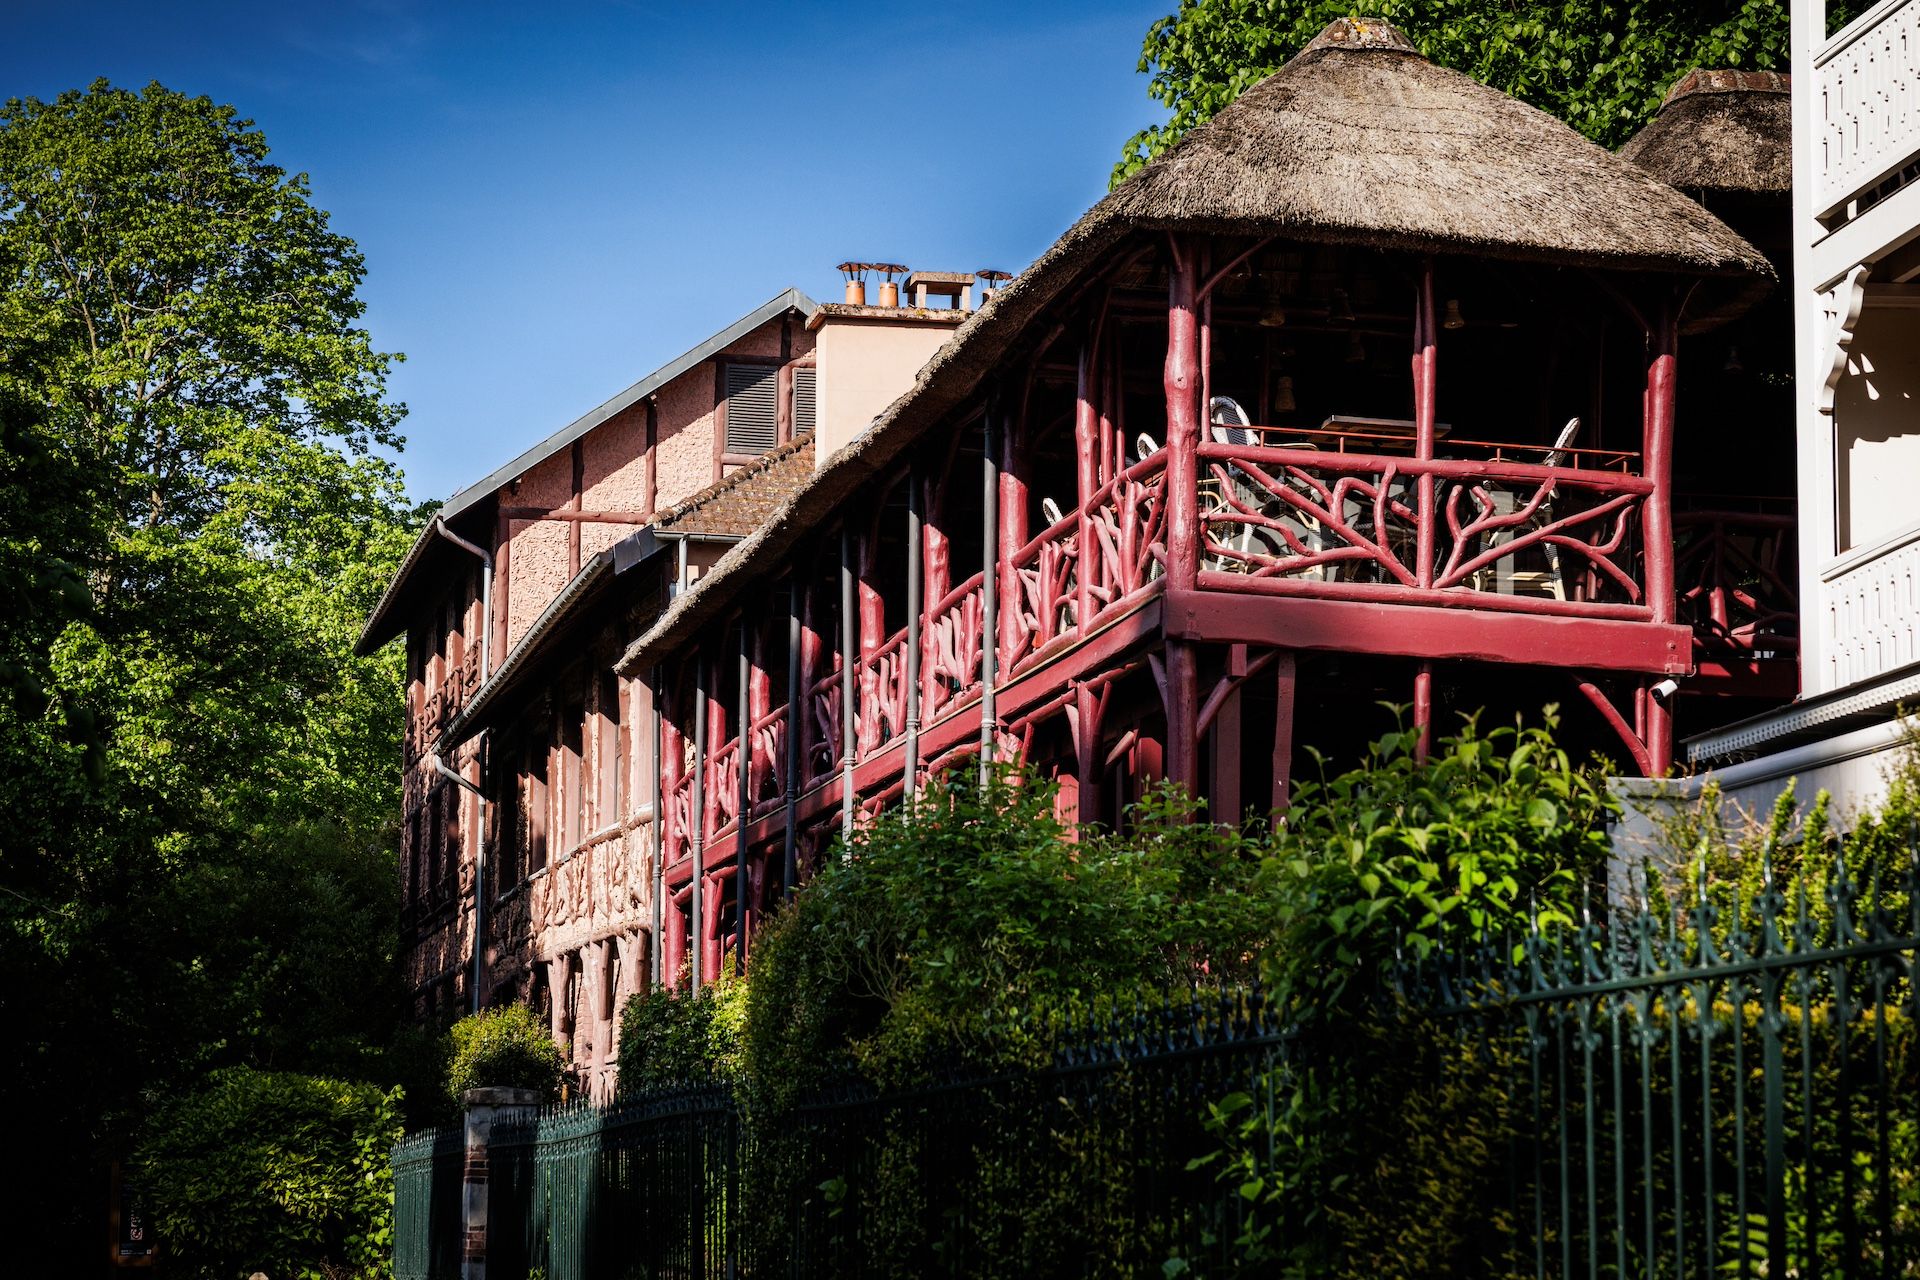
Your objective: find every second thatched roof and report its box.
[1618,68,1791,197]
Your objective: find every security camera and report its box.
[1649,678,1681,704]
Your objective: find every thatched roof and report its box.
[615,17,1772,675]
[1619,69,1791,197]
[1101,18,1770,275]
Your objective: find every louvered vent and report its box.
[723,363,777,454]
[793,366,816,438]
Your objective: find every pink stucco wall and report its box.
[581,403,650,514]
[506,519,573,650]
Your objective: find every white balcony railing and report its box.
[1816,0,1920,216]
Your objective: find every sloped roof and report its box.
[654,432,816,537]
[439,435,819,746]
[356,287,818,655]
[615,17,1773,675]
[1619,69,1791,196]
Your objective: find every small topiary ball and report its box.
[445,1004,564,1107]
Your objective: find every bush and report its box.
[616,975,748,1093]
[445,1004,562,1106]
[132,1066,401,1280]
[742,765,1271,1097]
[1263,713,1613,1019]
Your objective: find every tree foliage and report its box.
[0,81,421,1267]
[1112,0,1864,187]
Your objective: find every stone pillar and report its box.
[461,1086,540,1280]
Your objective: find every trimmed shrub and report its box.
[615,975,748,1092]
[445,1004,562,1106]
[132,1066,401,1280]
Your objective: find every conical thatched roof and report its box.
[1101,18,1769,275]
[616,19,1772,674]
[1619,69,1791,196]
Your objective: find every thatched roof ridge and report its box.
[1619,69,1791,196]
[615,17,1772,674]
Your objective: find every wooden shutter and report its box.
[723,363,778,454]
[793,366,817,438]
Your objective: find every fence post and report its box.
[462,1087,540,1280]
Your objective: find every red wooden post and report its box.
[1211,653,1243,826]
[799,576,823,785]
[1074,681,1101,827]
[856,518,885,756]
[1642,293,1679,775]
[1164,237,1203,792]
[1643,298,1678,628]
[659,687,684,867]
[700,876,723,985]
[663,895,687,989]
[703,663,725,845]
[1413,259,1438,589]
[1413,661,1434,763]
[1271,651,1296,815]
[1075,338,1098,629]
[997,395,1030,669]
[748,624,771,802]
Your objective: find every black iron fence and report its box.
[396,856,1917,1279]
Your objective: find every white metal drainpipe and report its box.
[432,515,493,1014]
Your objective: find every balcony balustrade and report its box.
[1815,0,1920,218]
[661,428,1792,860]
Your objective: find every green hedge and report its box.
[133,1066,401,1280]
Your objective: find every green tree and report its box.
[1112,0,1861,187]
[0,81,421,1267]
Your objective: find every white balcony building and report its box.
[1677,0,1920,820]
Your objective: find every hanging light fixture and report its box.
[1724,345,1744,374]
[1274,375,1296,412]
[1258,302,1288,328]
[1443,299,1466,330]
[1330,288,1355,323]
[1345,331,1366,364]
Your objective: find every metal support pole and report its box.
[783,579,801,896]
[905,467,923,802]
[736,620,751,972]
[981,407,1000,783]
[839,528,856,843]
[688,655,707,989]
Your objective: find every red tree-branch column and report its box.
[1642,294,1680,775]
[1164,237,1202,792]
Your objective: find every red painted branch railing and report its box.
[1674,508,1799,659]
[805,662,843,790]
[923,570,986,720]
[1194,444,1653,619]
[1005,453,1168,674]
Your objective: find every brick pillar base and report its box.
[461,1087,540,1280]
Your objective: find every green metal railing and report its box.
[395,851,1916,1278]
[1411,852,1920,1279]
[392,1124,464,1280]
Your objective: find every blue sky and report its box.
[5,1,1164,503]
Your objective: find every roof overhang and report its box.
[355,286,819,656]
